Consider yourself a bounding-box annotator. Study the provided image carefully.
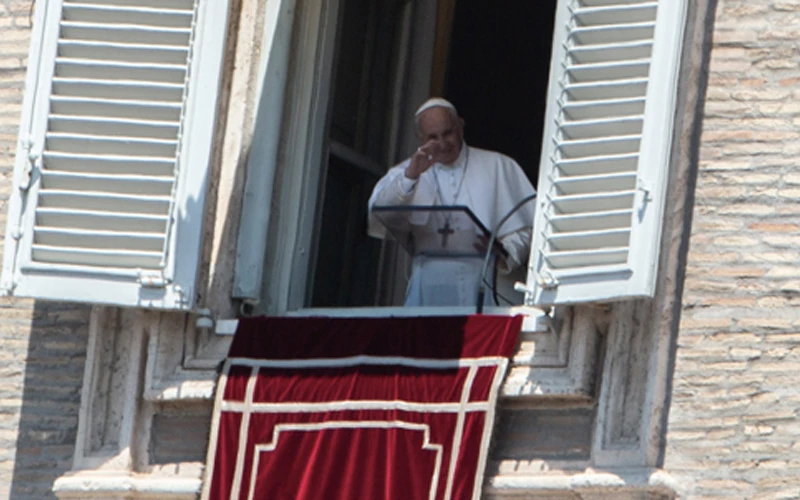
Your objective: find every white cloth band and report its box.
[415,97,458,118]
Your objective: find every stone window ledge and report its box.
[485,468,678,499]
[54,472,202,500]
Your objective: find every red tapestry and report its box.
[202,315,521,500]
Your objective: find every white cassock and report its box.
[368,143,536,307]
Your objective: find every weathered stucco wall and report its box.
[0,2,89,499]
[668,0,800,498]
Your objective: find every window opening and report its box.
[308,0,557,308]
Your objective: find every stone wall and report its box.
[667,0,800,497]
[0,2,88,499]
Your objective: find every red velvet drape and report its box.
[204,315,521,500]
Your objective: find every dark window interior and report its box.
[310,0,556,308]
[444,0,556,182]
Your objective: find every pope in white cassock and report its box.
[367,98,536,307]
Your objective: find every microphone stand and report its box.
[476,193,537,314]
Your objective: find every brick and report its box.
[709,332,763,344]
[748,222,799,232]
[699,160,753,171]
[758,102,800,114]
[710,59,754,72]
[726,5,770,16]
[697,479,751,491]
[731,89,792,101]
[709,267,767,278]
[730,347,762,360]
[774,1,800,11]
[738,317,796,329]
[680,317,735,330]
[704,101,758,116]
[712,235,760,246]
[763,235,800,247]
[765,267,800,278]
[713,29,759,44]
[717,204,775,215]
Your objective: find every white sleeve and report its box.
[497,228,532,274]
[370,169,417,207]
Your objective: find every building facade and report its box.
[0,0,797,499]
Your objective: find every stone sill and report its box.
[53,473,201,500]
[53,468,677,499]
[485,468,679,499]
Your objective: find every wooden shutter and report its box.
[525,0,687,306]
[1,0,229,309]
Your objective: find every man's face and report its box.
[417,107,464,165]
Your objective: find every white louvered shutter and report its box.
[525,0,687,306]
[1,0,229,309]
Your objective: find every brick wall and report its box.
[667,0,800,497]
[0,2,89,499]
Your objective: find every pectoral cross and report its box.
[438,221,455,248]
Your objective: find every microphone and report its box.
[475,193,537,314]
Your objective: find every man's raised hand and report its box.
[405,140,438,179]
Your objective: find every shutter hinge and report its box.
[174,285,191,309]
[537,271,559,290]
[137,271,169,288]
[637,178,653,219]
[195,308,214,329]
[515,281,537,306]
[19,139,38,191]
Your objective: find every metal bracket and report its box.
[538,271,560,289]
[137,270,169,288]
[19,139,37,191]
[195,308,214,330]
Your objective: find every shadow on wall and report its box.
[8,301,90,500]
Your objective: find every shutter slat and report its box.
[58,40,189,64]
[43,152,174,176]
[49,115,180,139]
[551,191,637,214]
[60,22,192,45]
[549,210,633,233]
[51,96,181,121]
[554,172,636,195]
[568,59,651,83]
[566,78,648,101]
[572,22,655,45]
[558,135,641,158]
[581,0,653,6]
[557,153,639,176]
[575,4,658,26]
[34,227,165,251]
[41,171,174,195]
[38,190,171,213]
[560,116,643,140]
[563,97,645,120]
[544,248,629,269]
[36,208,169,232]
[570,41,653,64]
[55,58,187,83]
[45,133,177,156]
[53,78,184,101]
[67,0,194,9]
[62,5,193,28]
[31,244,162,268]
[547,228,630,252]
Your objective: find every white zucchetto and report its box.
[414,97,458,118]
